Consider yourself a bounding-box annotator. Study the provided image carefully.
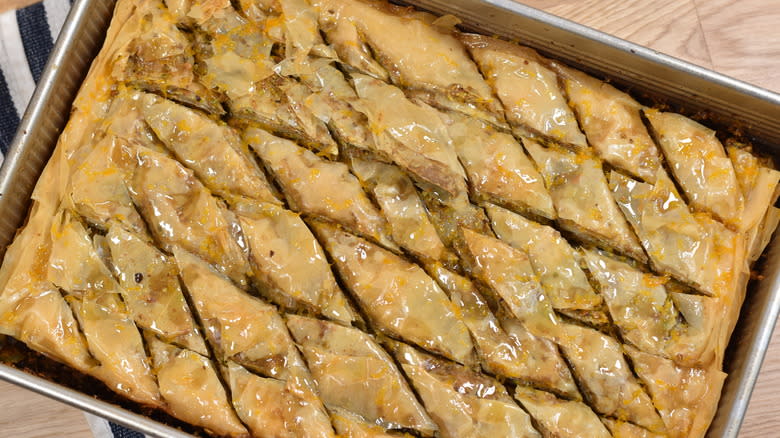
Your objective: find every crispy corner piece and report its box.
[550,62,663,182]
[106,224,208,355]
[146,334,249,437]
[514,386,612,438]
[556,323,665,433]
[460,228,558,337]
[429,264,580,399]
[524,139,646,262]
[310,0,505,126]
[111,0,224,115]
[751,206,780,262]
[626,346,726,438]
[444,112,556,220]
[127,146,250,287]
[140,93,280,206]
[609,170,742,297]
[388,341,541,438]
[487,205,603,317]
[312,222,475,364]
[644,109,744,227]
[665,292,722,368]
[234,201,357,324]
[461,34,587,149]
[727,143,780,240]
[0,154,98,374]
[0,278,97,374]
[286,315,438,436]
[245,127,397,249]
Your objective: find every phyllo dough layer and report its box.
[0,0,775,437]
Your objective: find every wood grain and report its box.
[520,0,780,93]
[0,380,92,437]
[741,322,780,436]
[0,0,39,14]
[694,0,780,93]
[520,0,713,68]
[0,0,778,437]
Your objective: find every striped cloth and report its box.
[1,1,144,437]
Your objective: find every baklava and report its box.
[0,0,777,437]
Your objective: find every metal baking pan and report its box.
[0,0,778,436]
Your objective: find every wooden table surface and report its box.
[0,0,779,436]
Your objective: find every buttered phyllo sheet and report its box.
[0,0,777,437]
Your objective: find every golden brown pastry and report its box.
[429,264,580,399]
[111,0,224,114]
[581,248,678,357]
[627,346,726,438]
[146,334,249,437]
[48,211,161,407]
[69,135,147,234]
[461,34,586,149]
[175,247,335,437]
[350,73,469,197]
[233,201,357,323]
[487,205,606,325]
[311,0,504,126]
[313,222,474,364]
[551,63,663,182]
[286,315,437,436]
[644,109,744,227]
[140,93,280,206]
[389,341,540,438]
[609,170,739,297]
[0,0,773,436]
[106,225,208,355]
[460,228,558,337]
[330,408,413,438]
[246,127,396,248]
[603,419,666,438]
[555,322,664,433]
[445,113,555,220]
[174,248,307,379]
[128,146,250,287]
[348,157,451,262]
[524,139,646,262]
[514,386,611,438]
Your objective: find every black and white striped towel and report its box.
[1,1,145,437]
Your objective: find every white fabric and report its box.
[0,10,36,116]
[85,413,116,438]
[43,0,71,44]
